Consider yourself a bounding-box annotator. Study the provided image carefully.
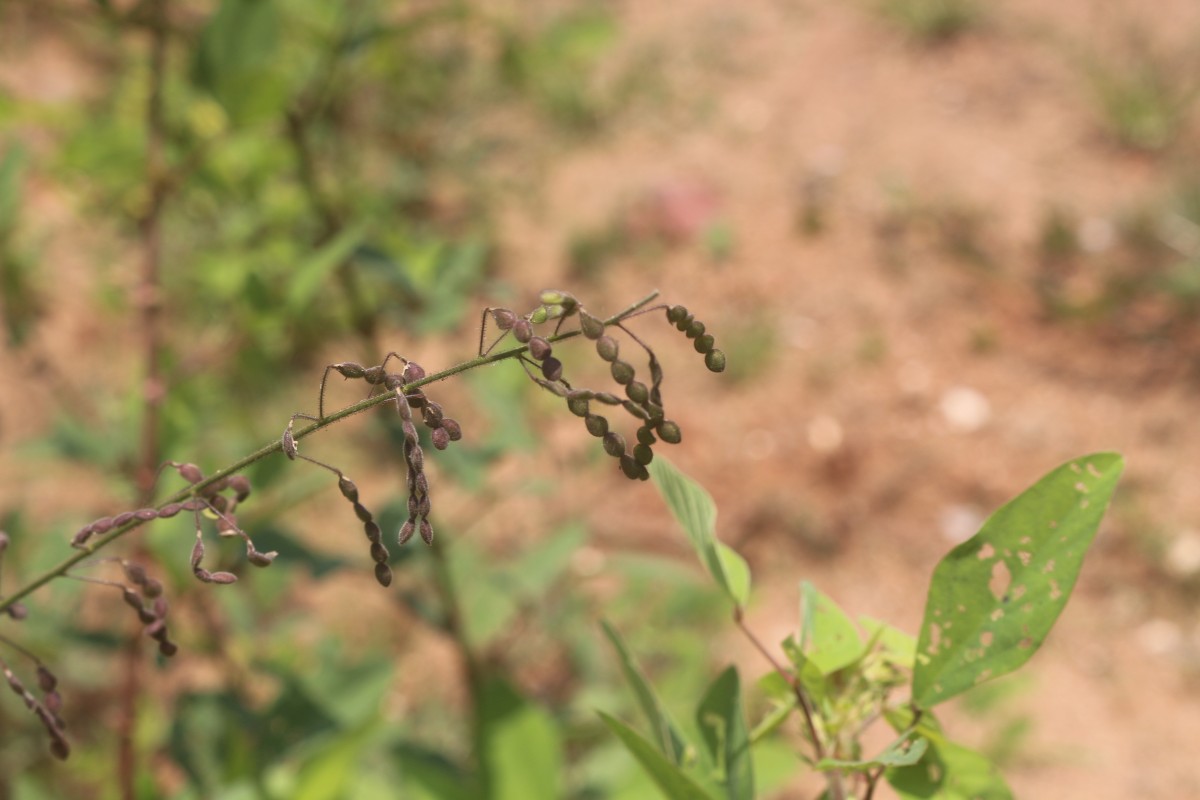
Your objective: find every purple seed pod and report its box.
[406,391,428,409]
[408,445,425,474]
[334,362,367,379]
[442,419,463,441]
[181,499,204,512]
[363,365,386,385]
[157,503,184,519]
[528,337,552,361]
[142,578,163,598]
[190,538,205,570]
[666,305,689,325]
[407,494,420,518]
[70,526,95,548]
[134,508,158,522]
[398,520,416,545]
[228,475,252,501]
[685,320,706,339]
[431,426,450,450]
[36,666,57,693]
[123,562,148,586]
[136,606,157,625]
[158,641,178,657]
[112,511,136,527]
[419,519,434,545]
[417,494,431,518]
[579,311,605,340]
[584,414,608,437]
[215,513,239,536]
[177,463,204,484]
[602,431,626,458]
[657,420,683,444]
[209,495,229,514]
[208,571,238,585]
[42,689,62,714]
[541,357,563,382]
[596,336,619,362]
[422,402,444,428]
[414,473,430,497]
[384,373,404,391]
[610,360,635,385]
[402,421,420,448]
[403,361,427,382]
[152,596,168,618]
[143,618,165,637]
[374,563,393,587]
[248,550,277,567]
[5,603,28,620]
[352,503,373,523]
[491,308,517,330]
[513,319,533,343]
[705,349,727,372]
[633,443,654,466]
[193,567,212,582]
[121,589,143,612]
[369,542,389,564]
[338,476,359,502]
[694,334,715,354]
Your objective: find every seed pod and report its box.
[543,304,566,320]
[529,306,549,324]
[610,360,635,385]
[190,538,205,570]
[513,319,533,343]
[528,337,552,361]
[417,494,431,518]
[113,511,136,527]
[208,571,238,585]
[142,578,163,598]
[645,404,665,424]
[403,361,426,382]
[626,381,649,405]
[136,606,157,625]
[585,414,609,437]
[363,365,385,385]
[622,400,650,422]
[422,401,444,427]
[90,517,115,534]
[602,431,626,458]
[620,454,642,480]
[657,420,683,444]
[36,666,57,693]
[364,521,382,543]
[177,463,204,483]
[431,426,450,450]
[675,314,693,332]
[43,690,62,714]
[705,349,727,372]
[134,508,158,521]
[209,495,228,514]
[633,443,654,465]
[369,542,389,564]
[539,289,572,306]
[338,476,359,503]
[419,519,435,545]
[49,738,69,761]
[122,589,143,613]
[0,531,7,553]
[353,502,373,523]
[248,550,277,567]
[491,308,517,330]
[157,503,184,519]
[384,373,404,391]
[566,392,590,417]
[694,334,715,354]
[579,311,605,339]
[685,320,706,339]
[666,305,689,325]
[596,335,619,362]
[406,390,428,409]
[158,640,178,657]
[593,391,622,405]
[443,419,463,442]
[636,425,657,446]
[374,562,393,587]
[398,520,416,545]
[5,603,27,620]
[541,357,564,382]
[334,362,367,379]
[123,562,148,586]
[408,444,425,473]
[229,475,252,501]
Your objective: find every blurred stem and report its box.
[0,291,659,612]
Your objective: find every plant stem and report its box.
[0,291,660,614]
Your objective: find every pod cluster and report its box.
[666,304,726,374]
[1,655,68,760]
[119,560,177,657]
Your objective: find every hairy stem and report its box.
[0,291,660,614]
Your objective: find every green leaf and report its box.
[816,735,928,770]
[286,222,369,312]
[393,743,474,800]
[799,582,864,675]
[192,0,289,125]
[887,738,1012,800]
[649,457,751,608]
[293,720,385,800]
[599,712,716,800]
[601,620,691,766]
[694,667,754,800]
[859,616,916,669]
[477,678,563,800]
[912,453,1124,707]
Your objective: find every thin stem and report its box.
[0,291,661,614]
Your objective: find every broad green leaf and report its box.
[800,582,864,675]
[649,457,751,608]
[599,712,716,800]
[912,453,1124,707]
[816,735,928,770]
[293,720,385,800]
[694,667,754,800]
[286,221,369,312]
[859,616,916,669]
[886,738,1012,800]
[192,0,289,125]
[601,619,691,766]
[477,678,563,800]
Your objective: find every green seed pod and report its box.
[594,391,622,405]
[685,320,706,339]
[666,305,689,325]
[636,425,656,446]
[579,311,605,339]
[567,392,590,417]
[694,333,715,354]
[658,420,682,444]
[585,414,609,437]
[542,356,564,382]
[626,380,649,405]
[602,431,626,458]
[491,308,517,330]
[622,400,650,421]
[529,306,549,325]
[675,314,693,332]
[645,403,665,424]
[543,304,566,319]
[596,335,619,362]
[705,349,727,372]
[528,337,552,361]
[633,443,654,465]
[620,454,641,480]
[611,360,635,385]
[513,319,534,343]
[539,289,571,306]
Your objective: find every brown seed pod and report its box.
[374,563,393,587]
[541,357,564,382]
[364,521,382,543]
[602,431,626,458]
[422,401,444,428]
[123,562,148,586]
[353,502,373,523]
[402,361,426,383]
[626,381,649,405]
[596,335,619,362]
[248,550,277,567]
[593,391,622,405]
[369,542,389,564]
[633,443,654,465]
[177,463,204,483]
[334,362,367,379]
[513,319,533,343]
[620,454,642,480]
[208,571,238,585]
[579,311,605,339]
[363,365,386,385]
[567,392,590,417]
[636,425,657,446]
[610,360,635,385]
[694,334,715,354]
[398,520,416,545]
[406,390,428,408]
[491,308,517,330]
[36,666,57,693]
[585,414,609,437]
[657,420,683,444]
[705,349,727,372]
[528,337,552,361]
[338,476,359,503]
[419,519,435,545]
[431,426,450,450]
[5,603,28,620]
[685,320,706,339]
[666,305,689,325]
[158,641,178,657]
[142,578,163,598]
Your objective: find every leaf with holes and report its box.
[912,452,1124,708]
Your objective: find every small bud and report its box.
[705,349,727,372]
[566,392,590,417]
[633,443,654,465]
[685,320,706,339]
[666,305,689,324]
[694,334,715,354]
[442,419,463,441]
[513,319,533,343]
[338,476,359,503]
[596,336,619,362]
[398,520,416,545]
[431,426,450,450]
[585,414,609,437]
[658,420,683,444]
[403,361,426,382]
[541,357,564,382]
[529,306,549,325]
[334,362,367,379]
[528,337,552,361]
[602,431,626,458]
[420,519,434,545]
[610,360,635,385]
[374,563,393,587]
[579,311,605,339]
[626,381,649,405]
[491,308,517,330]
